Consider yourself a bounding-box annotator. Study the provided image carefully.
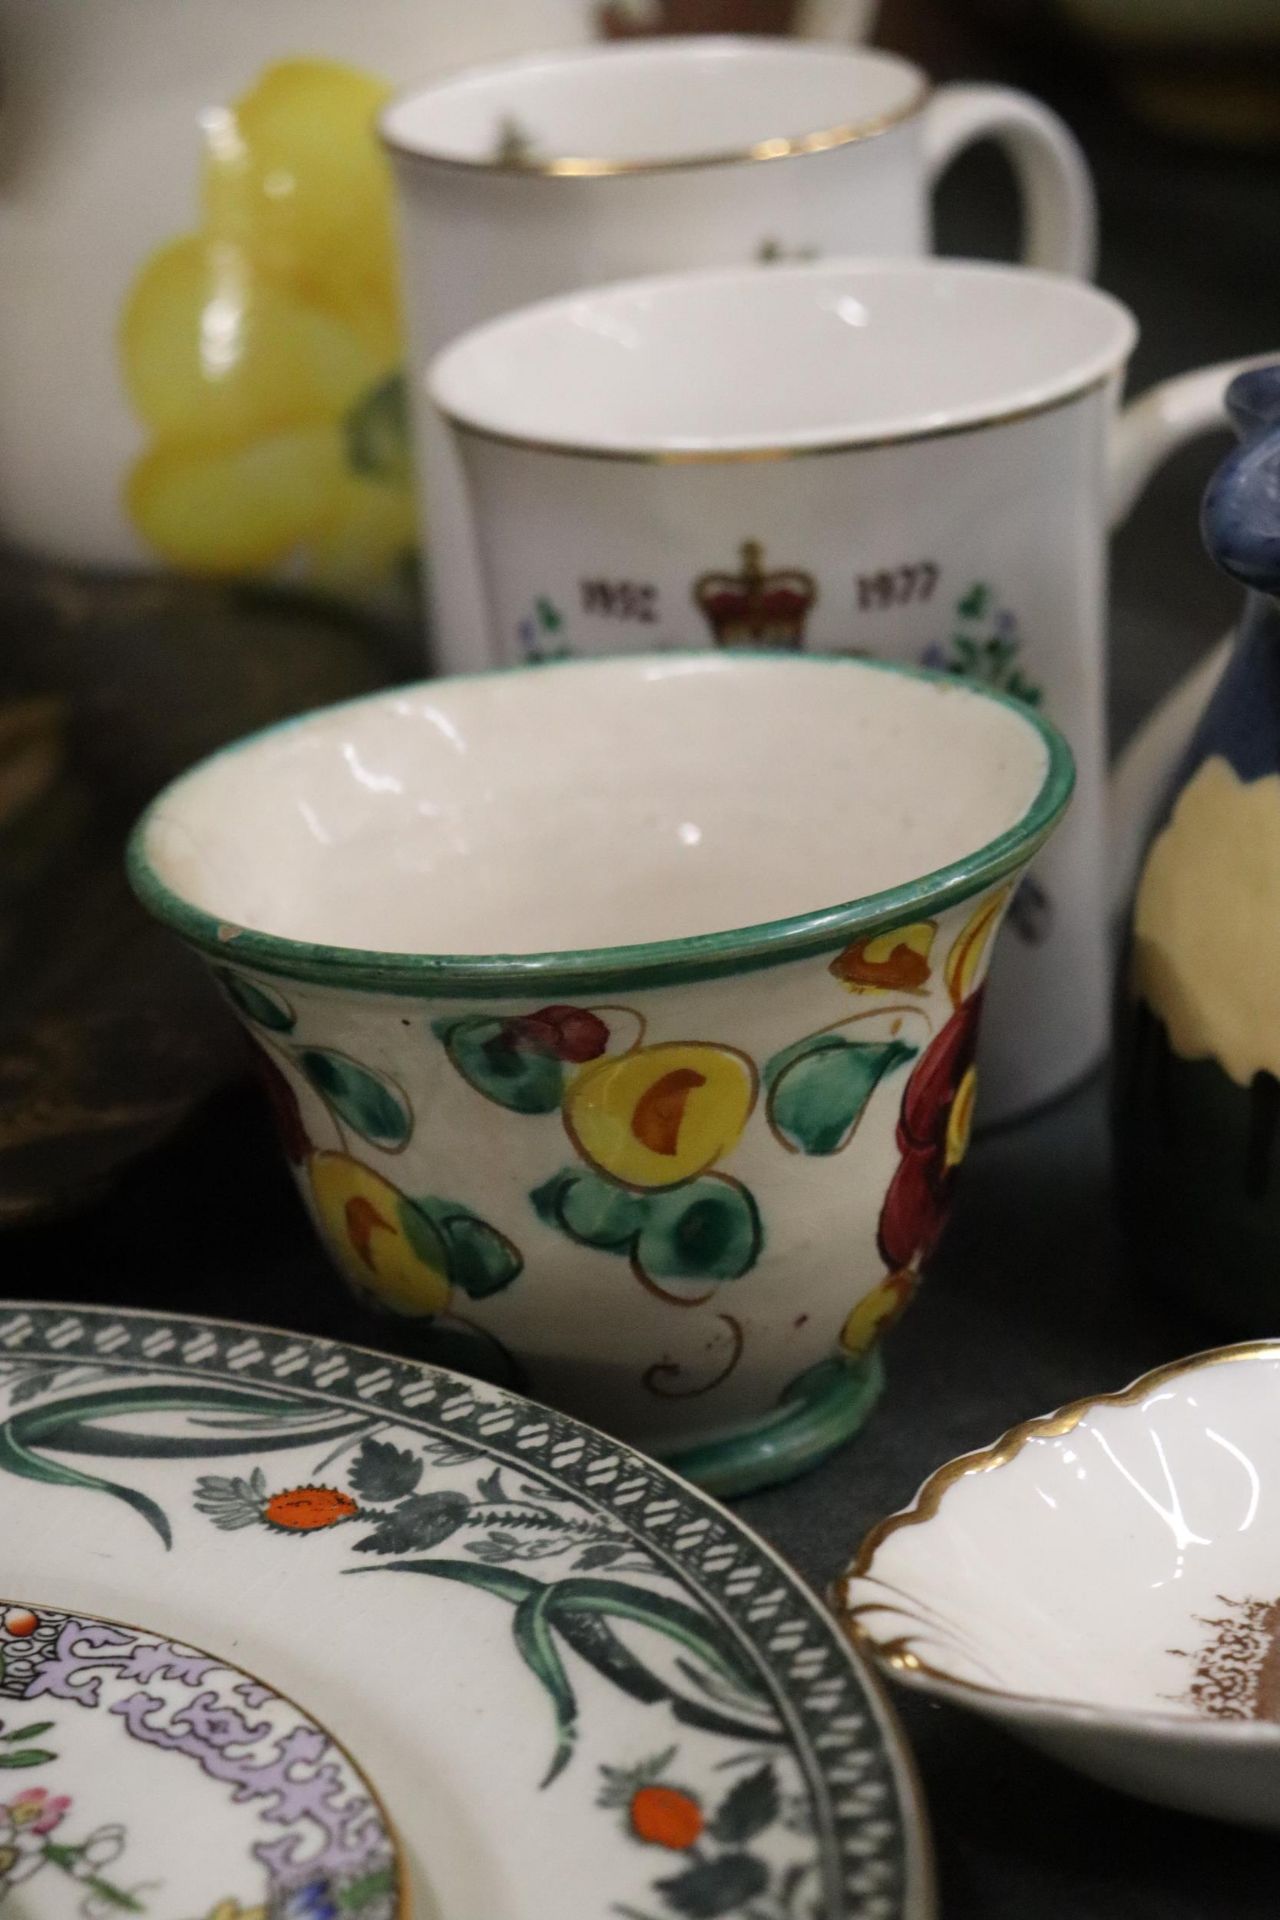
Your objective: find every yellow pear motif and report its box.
[840,1272,914,1357]
[564,1043,757,1190]
[309,1152,449,1317]
[943,887,1010,1008]
[944,1064,978,1170]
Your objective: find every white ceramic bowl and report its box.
[129,651,1071,1495]
[840,1343,1280,1828]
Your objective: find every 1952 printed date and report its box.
[580,579,659,622]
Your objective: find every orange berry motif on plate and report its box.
[629,1785,704,1850]
[262,1486,360,1533]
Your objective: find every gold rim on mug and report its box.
[439,371,1116,466]
[836,1340,1280,1727]
[380,80,930,179]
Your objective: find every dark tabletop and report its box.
[7,1066,1275,1918]
[7,35,1280,1920]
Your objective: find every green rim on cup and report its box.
[128,650,1074,999]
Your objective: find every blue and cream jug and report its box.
[1116,365,1280,1326]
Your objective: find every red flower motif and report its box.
[504,1005,609,1063]
[877,987,984,1273]
[9,1788,70,1835]
[247,1040,310,1165]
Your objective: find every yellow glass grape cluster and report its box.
[119,59,414,586]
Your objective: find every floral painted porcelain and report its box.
[128,652,1072,1492]
[1116,365,1280,1330]
[0,1602,400,1920]
[841,1343,1280,1830]
[0,1302,935,1917]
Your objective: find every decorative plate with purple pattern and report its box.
[0,1304,932,1920]
[0,1600,399,1920]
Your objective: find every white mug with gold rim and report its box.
[429,258,1263,1122]
[381,35,1096,671]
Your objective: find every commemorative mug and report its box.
[129,652,1072,1493]
[381,34,1096,669]
[430,257,1265,1121]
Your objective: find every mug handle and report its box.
[922,84,1096,278]
[1107,352,1278,919]
[1109,354,1275,527]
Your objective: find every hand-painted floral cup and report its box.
[128,652,1072,1493]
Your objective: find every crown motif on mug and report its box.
[693,540,818,649]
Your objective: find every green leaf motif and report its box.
[440,1212,523,1300]
[598,1747,678,1811]
[532,1168,761,1285]
[9,1366,78,1406]
[348,1437,422,1504]
[637,1181,761,1283]
[531,1168,645,1249]
[355,1559,778,1768]
[765,1035,916,1155]
[353,1491,470,1556]
[0,1748,55,1768]
[214,968,295,1033]
[467,1536,520,1563]
[43,1843,143,1913]
[0,1385,368,1548]
[513,1583,578,1785]
[344,369,410,486]
[395,1195,450,1282]
[654,1852,770,1917]
[709,1762,779,1845]
[195,1470,267,1531]
[337,1867,396,1915]
[434,1015,564,1115]
[411,1197,524,1301]
[574,1543,626,1571]
[3,1723,54,1743]
[299,1049,412,1150]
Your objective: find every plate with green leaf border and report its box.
[0,1303,933,1920]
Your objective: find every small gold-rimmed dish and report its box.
[839,1343,1280,1828]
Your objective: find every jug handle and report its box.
[923,85,1096,278]
[1107,353,1277,922]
